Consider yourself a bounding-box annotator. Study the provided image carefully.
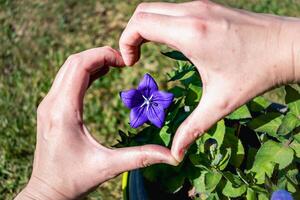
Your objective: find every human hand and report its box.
[15,47,178,200]
[119,0,300,162]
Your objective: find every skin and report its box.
[15,47,178,200]
[16,1,300,199]
[119,0,300,162]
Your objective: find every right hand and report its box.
[119,0,298,162]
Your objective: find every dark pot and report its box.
[122,170,191,200]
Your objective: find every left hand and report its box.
[15,47,178,200]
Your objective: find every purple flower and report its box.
[271,190,293,200]
[120,73,174,128]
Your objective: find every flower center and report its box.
[140,94,153,110]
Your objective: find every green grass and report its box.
[1,0,300,199]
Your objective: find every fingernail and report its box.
[171,148,185,163]
[178,148,187,162]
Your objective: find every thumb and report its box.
[110,144,179,175]
[171,94,229,162]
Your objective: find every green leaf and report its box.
[192,171,207,193]
[206,193,220,200]
[176,70,195,82]
[293,133,300,143]
[199,120,225,152]
[286,167,299,193]
[285,85,300,117]
[161,50,189,61]
[165,173,185,193]
[114,130,130,147]
[287,181,297,193]
[189,153,211,168]
[290,140,300,158]
[218,148,231,170]
[158,126,171,146]
[247,112,283,137]
[185,83,202,106]
[223,127,245,167]
[222,180,247,198]
[236,169,249,185]
[168,64,194,82]
[249,96,271,112]
[168,86,185,98]
[221,172,243,187]
[205,170,222,192]
[166,98,183,122]
[211,153,223,166]
[246,188,256,200]
[258,193,269,200]
[277,112,300,135]
[180,70,201,87]
[250,140,294,184]
[246,147,258,170]
[251,185,268,194]
[226,105,251,120]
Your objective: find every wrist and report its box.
[276,16,300,84]
[15,176,69,200]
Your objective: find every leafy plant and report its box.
[117,51,300,199]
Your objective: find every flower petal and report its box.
[120,89,144,108]
[138,73,158,97]
[130,106,148,128]
[152,91,174,109]
[146,104,165,128]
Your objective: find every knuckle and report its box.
[187,17,207,34]
[189,0,221,14]
[219,18,231,31]
[102,46,118,57]
[133,12,148,23]
[138,156,150,168]
[136,2,148,12]
[194,0,213,9]
[137,146,151,168]
[102,45,114,52]
[65,53,83,67]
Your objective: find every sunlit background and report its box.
[1,0,300,199]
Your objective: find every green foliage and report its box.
[226,105,251,120]
[161,51,189,61]
[250,140,294,184]
[248,112,283,137]
[118,51,300,199]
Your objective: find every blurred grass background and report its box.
[1,0,300,199]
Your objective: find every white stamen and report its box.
[140,94,154,111]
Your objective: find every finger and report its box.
[171,94,228,162]
[50,47,125,107]
[110,144,179,175]
[135,2,188,16]
[119,12,182,66]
